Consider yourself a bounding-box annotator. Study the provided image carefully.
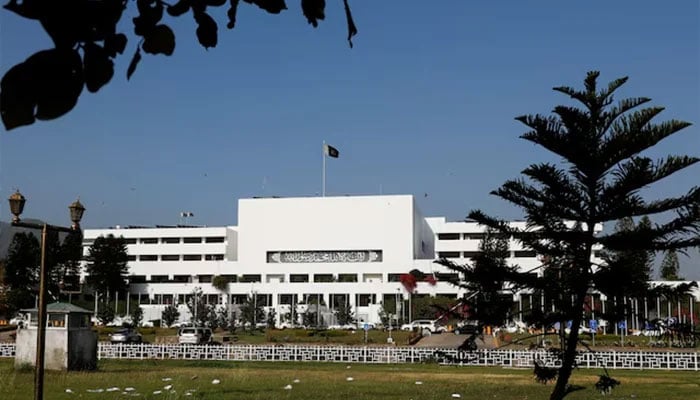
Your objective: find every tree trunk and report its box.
[549,294,585,400]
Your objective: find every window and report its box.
[314,274,334,283]
[220,274,237,283]
[358,294,376,307]
[177,294,186,304]
[129,275,146,283]
[231,294,247,304]
[162,237,180,244]
[387,274,402,282]
[338,274,358,282]
[207,294,219,304]
[438,251,461,258]
[124,238,137,244]
[593,250,603,258]
[140,255,157,261]
[161,254,180,261]
[204,254,224,261]
[279,294,298,305]
[162,294,173,305]
[514,250,537,258]
[183,237,202,244]
[290,274,309,283]
[437,233,460,240]
[240,274,261,283]
[198,275,213,283]
[173,275,191,283]
[467,234,485,241]
[149,275,168,283]
[140,238,158,244]
[435,273,459,282]
[183,254,202,261]
[127,255,136,261]
[463,251,481,259]
[205,236,225,243]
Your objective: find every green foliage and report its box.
[3,232,40,315]
[461,71,699,400]
[437,228,516,327]
[265,308,277,329]
[1,0,358,130]
[334,300,354,325]
[186,288,216,327]
[239,294,264,329]
[211,275,229,292]
[86,234,130,297]
[97,302,115,325]
[130,305,143,327]
[161,304,180,328]
[659,249,683,280]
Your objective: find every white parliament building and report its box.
[81,194,674,328]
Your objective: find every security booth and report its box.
[15,302,97,371]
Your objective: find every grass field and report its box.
[1,359,698,400]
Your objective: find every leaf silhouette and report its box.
[104,33,128,58]
[301,0,325,28]
[1,61,37,130]
[142,24,176,55]
[226,0,240,29]
[0,48,84,129]
[83,42,115,93]
[167,0,191,17]
[343,0,357,48]
[126,47,142,80]
[244,0,287,14]
[194,11,218,49]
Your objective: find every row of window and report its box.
[127,254,225,262]
[437,250,538,259]
[83,236,225,246]
[437,250,604,259]
[128,273,437,284]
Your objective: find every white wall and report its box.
[238,195,418,265]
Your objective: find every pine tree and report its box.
[86,234,129,298]
[659,249,682,281]
[3,232,40,315]
[466,71,699,400]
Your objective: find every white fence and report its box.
[0,343,697,370]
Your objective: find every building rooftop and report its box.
[21,302,92,314]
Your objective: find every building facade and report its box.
[81,194,604,326]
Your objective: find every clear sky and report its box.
[1,1,698,277]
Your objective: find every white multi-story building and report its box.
[81,194,603,326]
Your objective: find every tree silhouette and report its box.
[1,0,358,130]
[465,71,699,400]
[659,249,683,281]
[85,234,130,298]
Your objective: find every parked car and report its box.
[109,328,142,344]
[400,320,446,334]
[454,320,481,335]
[178,327,213,345]
[328,324,357,330]
[9,315,26,328]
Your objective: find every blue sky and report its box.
[1,1,698,277]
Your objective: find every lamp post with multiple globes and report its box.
[8,190,85,400]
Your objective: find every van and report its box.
[178,327,213,345]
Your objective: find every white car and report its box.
[400,320,446,334]
[9,316,26,327]
[178,327,213,345]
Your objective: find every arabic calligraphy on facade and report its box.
[267,250,383,263]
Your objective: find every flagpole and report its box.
[322,140,326,197]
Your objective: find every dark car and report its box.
[109,328,142,343]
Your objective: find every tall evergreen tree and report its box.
[3,232,40,315]
[659,249,682,281]
[85,234,129,299]
[465,71,699,400]
[637,216,655,279]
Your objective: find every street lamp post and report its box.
[8,190,85,400]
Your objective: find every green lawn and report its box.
[1,359,698,400]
